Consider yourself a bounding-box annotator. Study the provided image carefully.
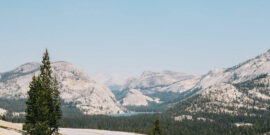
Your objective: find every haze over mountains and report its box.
[116,71,201,109]
[0,49,270,116]
[93,73,128,91]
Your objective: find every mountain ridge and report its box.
[167,49,270,118]
[0,61,126,115]
[115,70,201,110]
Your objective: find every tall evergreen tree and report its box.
[23,75,39,134]
[51,77,62,133]
[24,49,62,135]
[152,117,162,135]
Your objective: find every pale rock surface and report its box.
[120,70,201,106]
[0,108,7,116]
[170,49,270,116]
[122,89,159,106]
[0,61,126,115]
[0,120,142,135]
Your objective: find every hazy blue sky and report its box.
[0,1,270,76]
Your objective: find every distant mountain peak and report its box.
[141,71,155,77]
[93,73,128,90]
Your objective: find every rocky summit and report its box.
[0,61,126,115]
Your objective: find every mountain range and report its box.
[0,61,125,115]
[111,49,270,114]
[114,71,201,111]
[1,49,270,117]
[167,49,270,120]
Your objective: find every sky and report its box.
[0,1,270,76]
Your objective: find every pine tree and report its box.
[23,75,40,134]
[24,49,62,135]
[152,117,162,135]
[51,77,62,133]
[1,115,6,121]
[39,49,54,134]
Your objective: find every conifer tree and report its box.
[51,77,62,133]
[152,117,162,135]
[1,115,6,121]
[24,49,62,135]
[23,75,40,134]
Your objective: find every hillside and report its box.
[0,61,126,115]
[115,70,201,111]
[167,49,270,121]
